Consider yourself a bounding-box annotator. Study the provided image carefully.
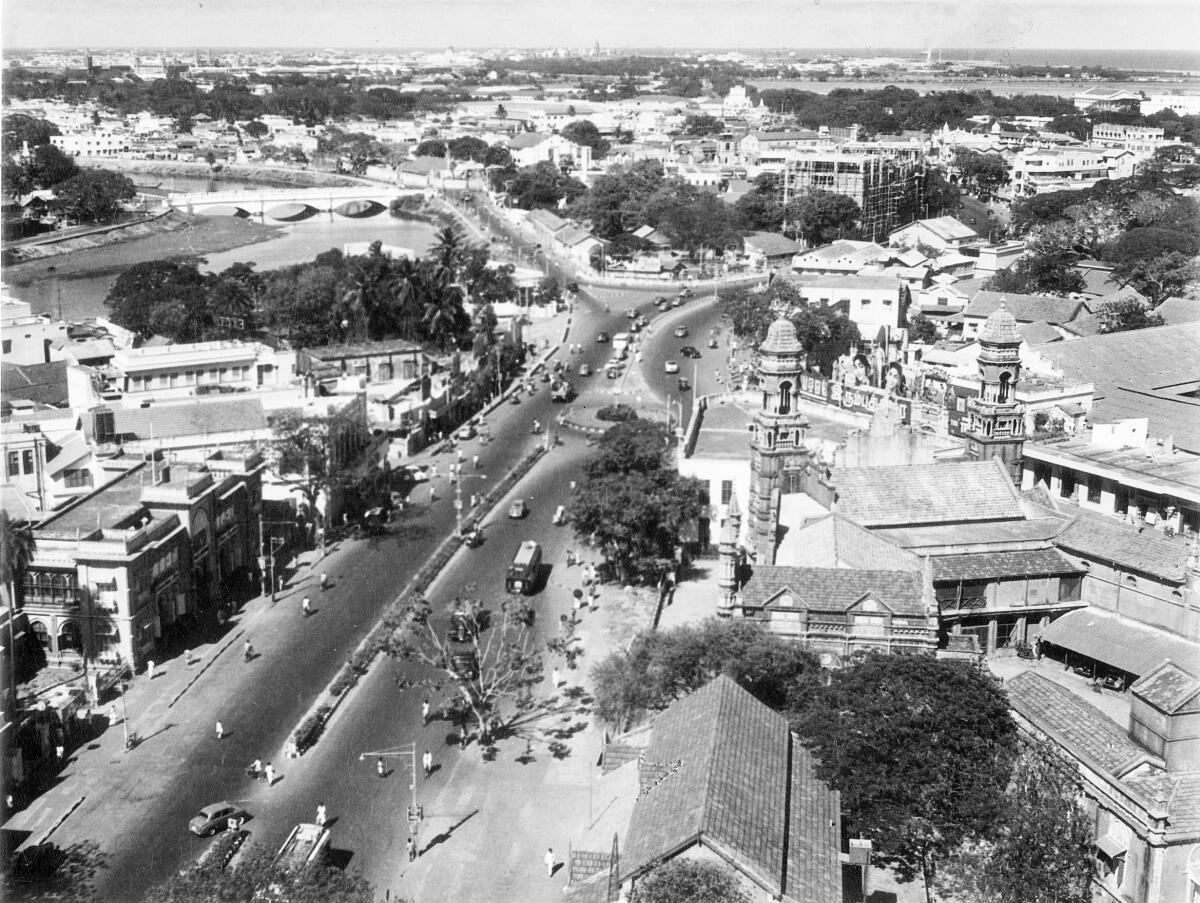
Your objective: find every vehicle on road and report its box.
[553,505,567,525]
[509,393,521,404]
[508,499,528,519]
[664,360,680,374]
[506,540,542,594]
[190,802,249,837]
[625,307,638,319]
[277,823,331,871]
[565,281,579,293]
[457,424,476,440]
[678,287,694,298]
[680,345,700,358]
[405,464,430,483]
[671,297,684,308]
[628,320,642,333]
[551,380,575,402]
[708,336,719,349]
[674,325,689,338]
[539,371,552,383]
[606,367,621,379]
[677,377,692,391]
[578,362,592,377]
[595,331,610,343]
[612,332,631,353]
[653,296,669,305]
[605,357,625,371]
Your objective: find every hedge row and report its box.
[293,702,334,755]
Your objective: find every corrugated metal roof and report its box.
[1041,608,1200,677]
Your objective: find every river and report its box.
[6,213,440,323]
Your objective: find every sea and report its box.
[753,48,1200,72]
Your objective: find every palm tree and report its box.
[1,509,36,706]
[429,226,466,279]
[423,281,470,352]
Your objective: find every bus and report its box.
[505,541,542,595]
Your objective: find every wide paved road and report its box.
[72,302,608,901]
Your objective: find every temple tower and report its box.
[964,301,1026,476]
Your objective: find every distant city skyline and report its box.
[3,0,1197,53]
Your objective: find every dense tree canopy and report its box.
[791,654,1018,891]
[592,618,820,730]
[1097,296,1165,333]
[953,149,1010,196]
[630,859,747,903]
[983,248,1085,297]
[50,168,136,224]
[560,119,610,159]
[1,113,61,158]
[504,160,587,210]
[573,420,704,584]
[784,190,862,246]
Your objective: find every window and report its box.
[778,381,792,415]
[31,620,50,651]
[63,468,92,489]
[720,480,733,505]
[1059,575,1083,602]
[6,451,19,478]
[21,450,34,474]
[1124,575,1137,587]
[2,340,10,354]
[1087,477,1102,504]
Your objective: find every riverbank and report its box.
[2,211,285,285]
[77,157,367,190]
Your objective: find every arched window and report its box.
[778,381,792,415]
[1125,575,1137,587]
[30,620,50,651]
[998,371,1012,403]
[58,621,82,653]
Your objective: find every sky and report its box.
[3,0,1197,52]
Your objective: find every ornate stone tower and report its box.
[964,301,1027,476]
[717,491,743,617]
[747,317,814,564]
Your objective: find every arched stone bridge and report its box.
[167,186,427,221]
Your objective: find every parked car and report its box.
[707,336,719,349]
[625,307,638,319]
[680,345,700,358]
[578,362,592,377]
[457,424,476,440]
[678,287,694,298]
[595,331,610,343]
[664,360,680,374]
[405,464,430,483]
[606,367,621,379]
[508,499,528,519]
[677,377,692,391]
[190,802,249,837]
[673,325,688,338]
[671,297,685,308]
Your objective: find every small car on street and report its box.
[507,499,528,519]
[578,362,592,377]
[673,325,689,338]
[190,802,249,837]
[595,331,610,343]
[457,424,476,440]
[664,360,680,374]
[680,345,700,358]
[677,377,692,391]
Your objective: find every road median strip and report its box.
[283,445,548,758]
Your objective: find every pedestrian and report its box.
[473,454,480,469]
[108,703,118,724]
[407,837,417,862]
[215,721,224,740]
[569,479,577,492]
[429,486,438,503]
[316,803,327,827]
[184,648,192,668]
[320,571,329,590]
[422,749,432,778]
[552,667,561,687]
[264,762,275,786]
[377,756,386,778]
[244,640,254,662]
[277,574,284,593]
[421,699,430,725]
[55,744,64,761]
[430,464,439,479]
[544,847,555,878]
[146,660,155,680]
[565,549,574,567]
[302,596,311,617]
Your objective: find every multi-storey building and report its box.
[775,148,926,242]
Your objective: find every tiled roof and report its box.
[1,361,70,409]
[1007,671,1156,776]
[527,208,568,232]
[107,398,268,441]
[832,459,1024,527]
[874,516,1066,550]
[1030,322,1200,394]
[507,132,550,149]
[776,513,919,570]
[1055,512,1190,583]
[1041,608,1200,678]
[895,216,978,242]
[932,548,1083,582]
[1131,661,1200,715]
[553,225,598,247]
[963,291,1084,326]
[1017,320,1063,345]
[744,231,804,257]
[621,675,842,901]
[1087,386,1200,454]
[1156,296,1200,325]
[739,566,926,616]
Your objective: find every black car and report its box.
[680,345,700,358]
[677,377,691,391]
[565,281,579,293]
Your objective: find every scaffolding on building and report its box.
[777,147,926,243]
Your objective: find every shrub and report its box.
[329,665,356,697]
[294,703,333,753]
[596,404,639,423]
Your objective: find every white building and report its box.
[110,341,286,401]
[50,131,132,157]
[1140,94,1200,117]
[1,298,68,366]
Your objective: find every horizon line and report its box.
[7,44,1200,54]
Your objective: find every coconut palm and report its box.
[1,509,36,702]
[429,226,466,278]
[422,281,470,352]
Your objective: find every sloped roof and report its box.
[1041,608,1200,679]
[621,676,841,902]
[1031,322,1200,395]
[507,131,549,149]
[931,548,1083,582]
[832,458,1024,527]
[1054,511,1191,583]
[397,157,449,174]
[1155,296,1200,325]
[101,398,268,441]
[1007,671,1157,776]
[744,231,804,257]
[527,208,569,233]
[1017,320,1062,345]
[1131,660,1200,715]
[1090,386,1200,453]
[554,225,599,247]
[739,566,925,616]
[0,360,70,409]
[893,216,978,242]
[963,290,1084,326]
[775,513,920,570]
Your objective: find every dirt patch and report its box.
[2,212,285,283]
